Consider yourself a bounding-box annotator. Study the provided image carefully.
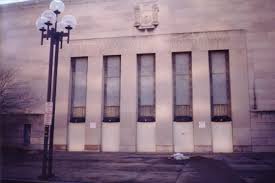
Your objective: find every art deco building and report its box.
[1,0,275,152]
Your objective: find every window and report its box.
[137,54,155,122]
[103,56,121,122]
[23,124,31,145]
[70,57,88,123]
[173,52,193,122]
[209,50,231,122]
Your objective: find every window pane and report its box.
[103,56,121,122]
[212,74,228,104]
[71,58,87,122]
[173,52,192,121]
[72,107,86,118]
[175,75,191,105]
[140,55,154,76]
[209,51,231,121]
[175,105,192,115]
[140,76,154,105]
[139,106,155,117]
[73,60,87,106]
[104,106,120,118]
[106,56,120,77]
[175,53,190,75]
[106,77,120,106]
[138,54,155,121]
[211,52,226,74]
[213,104,230,116]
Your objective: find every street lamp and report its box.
[35,0,77,179]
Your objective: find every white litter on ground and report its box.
[170,153,190,160]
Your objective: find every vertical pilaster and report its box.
[119,53,137,152]
[85,55,103,151]
[155,52,173,152]
[230,49,251,150]
[192,51,212,152]
[53,53,70,150]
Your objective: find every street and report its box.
[2,150,275,183]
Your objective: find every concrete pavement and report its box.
[1,150,275,183]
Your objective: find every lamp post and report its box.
[35,0,77,179]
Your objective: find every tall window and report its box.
[137,54,155,122]
[173,52,193,122]
[70,57,88,123]
[209,50,231,122]
[103,56,121,122]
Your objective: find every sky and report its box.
[0,0,31,5]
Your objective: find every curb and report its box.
[1,178,89,183]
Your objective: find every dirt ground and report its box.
[1,150,275,183]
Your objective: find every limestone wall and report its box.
[1,0,275,151]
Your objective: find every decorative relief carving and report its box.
[134,1,159,31]
[167,30,244,50]
[72,30,243,53]
[191,32,230,46]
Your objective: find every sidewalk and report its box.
[1,150,275,183]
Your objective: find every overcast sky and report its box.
[0,0,31,5]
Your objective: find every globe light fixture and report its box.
[35,16,47,31]
[35,0,76,180]
[49,0,65,14]
[41,10,56,25]
[61,15,77,29]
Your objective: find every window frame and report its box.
[137,53,156,122]
[102,55,121,123]
[172,52,193,122]
[70,57,88,123]
[209,50,232,122]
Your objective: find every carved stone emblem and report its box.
[134,2,159,30]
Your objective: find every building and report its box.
[1,0,275,153]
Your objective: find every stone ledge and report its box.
[54,144,67,151]
[194,145,212,153]
[233,145,252,152]
[156,145,173,153]
[119,145,136,152]
[84,145,101,152]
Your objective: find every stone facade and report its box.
[0,0,275,152]
[1,114,44,150]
